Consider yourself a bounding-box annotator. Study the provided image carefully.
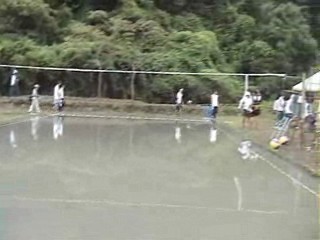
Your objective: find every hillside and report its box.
[0,0,318,102]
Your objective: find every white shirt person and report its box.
[28,84,41,113]
[175,88,184,112]
[53,82,65,112]
[9,69,20,97]
[210,91,219,118]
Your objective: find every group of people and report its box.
[175,88,264,127]
[6,68,65,114]
[273,93,317,130]
[28,81,65,114]
[175,88,220,119]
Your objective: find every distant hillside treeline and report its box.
[0,0,318,102]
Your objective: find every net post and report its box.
[130,65,136,102]
[97,66,102,98]
[300,72,307,134]
[302,72,306,120]
[244,74,249,93]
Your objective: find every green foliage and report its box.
[0,0,319,102]
[258,2,317,73]
[0,0,63,43]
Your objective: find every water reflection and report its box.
[9,130,17,149]
[31,116,40,141]
[209,125,217,143]
[0,118,317,240]
[53,116,64,140]
[175,125,181,144]
[237,140,258,160]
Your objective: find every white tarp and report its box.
[292,72,320,92]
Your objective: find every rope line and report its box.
[0,64,287,77]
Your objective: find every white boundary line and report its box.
[0,114,54,128]
[218,124,319,198]
[234,177,243,211]
[257,155,318,197]
[64,113,210,123]
[1,195,286,215]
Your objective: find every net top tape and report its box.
[0,64,288,77]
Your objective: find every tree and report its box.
[258,2,317,73]
[0,0,62,43]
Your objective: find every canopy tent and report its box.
[292,72,320,92]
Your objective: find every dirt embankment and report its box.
[0,96,241,116]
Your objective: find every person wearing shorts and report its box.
[238,91,253,127]
[252,90,262,117]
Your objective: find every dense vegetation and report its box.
[0,0,319,103]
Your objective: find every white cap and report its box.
[245,91,251,96]
[34,84,40,88]
[13,69,18,74]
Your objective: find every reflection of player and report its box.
[175,126,181,144]
[238,140,258,160]
[31,116,40,140]
[53,116,64,140]
[10,130,17,148]
[210,126,217,143]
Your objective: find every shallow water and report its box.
[0,116,318,240]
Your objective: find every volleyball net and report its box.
[0,64,299,105]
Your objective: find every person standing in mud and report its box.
[211,90,219,120]
[28,84,41,114]
[175,88,184,114]
[9,69,20,97]
[53,81,65,113]
[238,91,253,128]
